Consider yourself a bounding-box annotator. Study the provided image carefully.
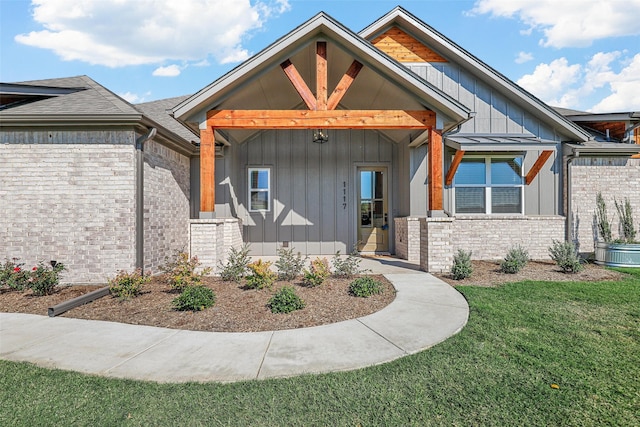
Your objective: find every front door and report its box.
[358,167,388,253]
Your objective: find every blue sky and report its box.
[1,0,639,112]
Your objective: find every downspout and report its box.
[564,149,578,245]
[135,128,157,272]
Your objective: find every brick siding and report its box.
[143,140,191,273]
[570,157,640,253]
[394,217,420,261]
[0,132,137,284]
[190,218,243,274]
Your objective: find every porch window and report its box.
[248,168,270,212]
[454,155,523,214]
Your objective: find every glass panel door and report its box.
[358,167,388,253]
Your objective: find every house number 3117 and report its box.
[342,181,347,209]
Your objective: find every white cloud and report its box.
[118,91,150,104]
[469,0,640,48]
[590,53,640,112]
[152,64,182,77]
[517,52,640,112]
[15,0,291,67]
[515,51,533,64]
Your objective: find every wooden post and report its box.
[428,128,443,212]
[200,128,215,214]
[316,41,327,111]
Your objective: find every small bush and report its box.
[219,244,251,282]
[596,192,612,243]
[0,258,30,291]
[500,245,529,274]
[349,276,383,298]
[303,257,330,287]
[548,240,583,273]
[172,285,216,311]
[332,249,365,278]
[160,251,211,291]
[451,250,473,280]
[268,286,305,314]
[615,198,637,243]
[29,261,66,296]
[108,269,149,300]
[246,259,277,289]
[275,247,307,281]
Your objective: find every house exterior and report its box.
[2,7,639,283]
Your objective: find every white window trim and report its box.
[248,167,271,212]
[452,154,524,215]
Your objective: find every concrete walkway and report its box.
[0,258,469,383]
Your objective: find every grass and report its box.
[1,269,639,426]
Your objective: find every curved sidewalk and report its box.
[0,270,468,383]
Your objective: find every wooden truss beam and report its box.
[327,60,362,110]
[281,59,316,110]
[199,129,215,212]
[525,150,554,185]
[206,109,435,129]
[316,41,327,110]
[445,149,465,186]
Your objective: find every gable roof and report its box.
[360,6,591,142]
[173,11,471,142]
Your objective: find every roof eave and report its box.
[0,114,143,125]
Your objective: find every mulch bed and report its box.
[435,260,626,287]
[0,275,395,333]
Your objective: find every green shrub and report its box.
[275,247,307,281]
[303,257,330,287]
[268,286,305,313]
[500,245,529,274]
[0,258,30,291]
[172,285,216,311]
[160,251,211,291]
[615,198,637,243]
[29,261,66,296]
[219,244,250,282]
[332,249,365,278]
[596,192,612,243]
[246,259,277,289]
[348,276,383,298]
[451,249,473,280]
[548,240,583,273]
[108,269,149,300]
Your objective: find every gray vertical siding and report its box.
[209,129,399,256]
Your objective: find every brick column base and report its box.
[419,217,454,273]
[189,218,243,274]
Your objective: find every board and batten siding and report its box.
[408,62,563,216]
[205,129,400,256]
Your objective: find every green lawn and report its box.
[1,269,638,426]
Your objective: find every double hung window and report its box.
[454,155,523,214]
[248,168,270,212]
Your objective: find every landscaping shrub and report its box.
[28,261,66,296]
[108,269,149,300]
[500,245,529,274]
[172,285,216,311]
[275,247,307,281]
[219,244,250,282]
[303,257,330,287]
[332,249,365,278]
[160,251,211,291]
[451,249,473,280]
[548,240,583,273]
[246,259,276,289]
[348,276,383,298]
[0,258,30,291]
[596,192,612,243]
[615,197,637,243]
[268,286,305,313]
